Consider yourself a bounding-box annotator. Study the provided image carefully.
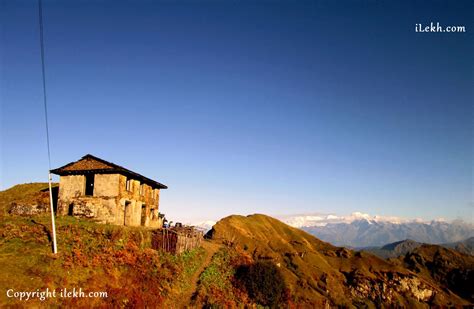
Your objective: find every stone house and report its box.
[51,154,168,228]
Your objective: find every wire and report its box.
[38,0,52,170]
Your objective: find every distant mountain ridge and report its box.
[361,238,474,259]
[379,239,423,257]
[442,237,474,255]
[300,218,473,247]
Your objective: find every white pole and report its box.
[48,172,58,254]
[38,0,58,254]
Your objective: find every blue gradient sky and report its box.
[1,0,472,222]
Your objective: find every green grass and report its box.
[0,182,58,215]
[199,249,235,290]
[0,215,201,307]
[192,248,242,306]
[173,247,206,291]
[0,183,213,307]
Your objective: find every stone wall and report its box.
[57,173,162,228]
[58,174,120,224]
[57,175,85,215]
[94,174,120,197]
[117,175,162,228]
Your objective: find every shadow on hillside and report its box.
[234,260,289,307]
[31,219,54,251]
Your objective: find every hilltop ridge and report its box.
[199,214,472,307]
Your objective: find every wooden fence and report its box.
[151,227,203,255]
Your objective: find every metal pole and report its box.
[48,172,58,254]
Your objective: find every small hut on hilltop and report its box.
[51,154,167,228]
[26,154,204,255]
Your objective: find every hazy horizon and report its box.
[1,0,472,223]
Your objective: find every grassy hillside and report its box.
[1,212,472,307]
[0,183,57,215]
[0,183,211,307]
[198,214,471,307]
[0,215,205,307]
[1,184,472,307]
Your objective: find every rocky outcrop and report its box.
[403,245,474,303]
[346,271,435,304]
[8,190,54,216]
[9,200,50,215]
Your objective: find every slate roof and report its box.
[50,154,168,189]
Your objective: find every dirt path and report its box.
[168,240,221,308]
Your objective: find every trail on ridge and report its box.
[167,240,221,308]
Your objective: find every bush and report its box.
[235,261,287,307]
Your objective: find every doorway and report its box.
[85,174,94,196]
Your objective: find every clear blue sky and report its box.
[1,0,472,223]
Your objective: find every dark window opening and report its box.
[85,174,95,196]
[124,201,131,226]
[140,204,147,226]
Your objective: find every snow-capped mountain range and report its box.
[276,212,473,247]
[186,220,217,232]
[189,212,473,248]
[276,212,438,228]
